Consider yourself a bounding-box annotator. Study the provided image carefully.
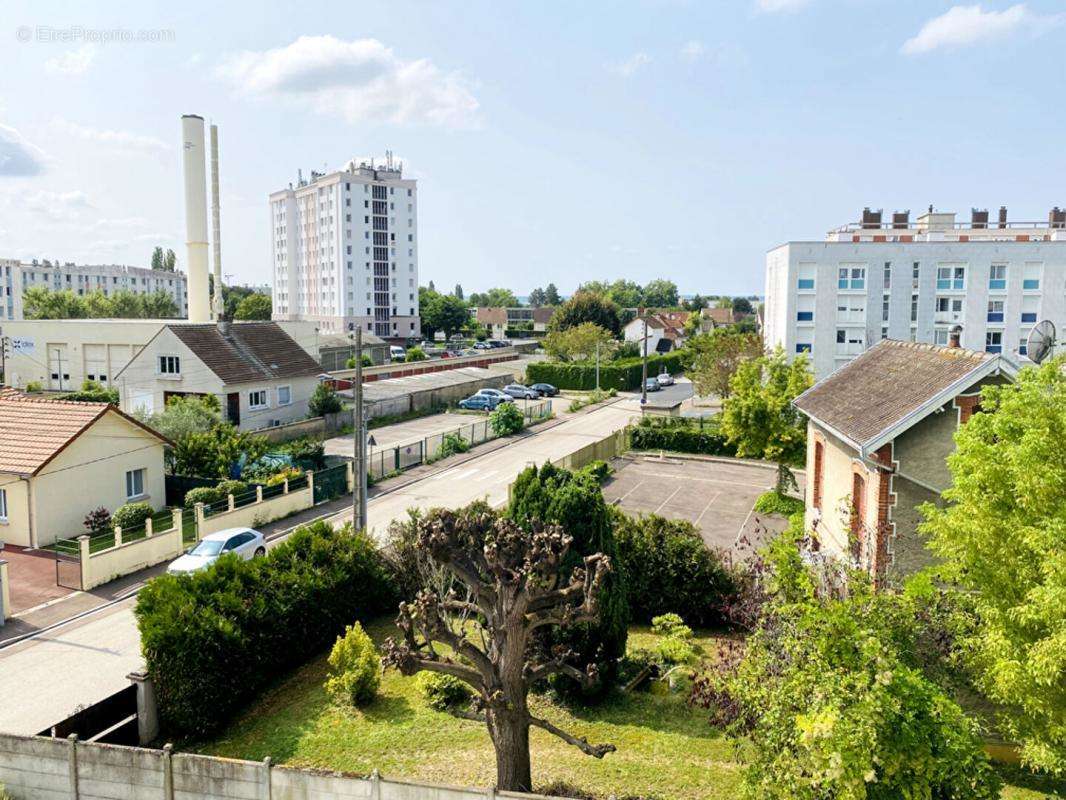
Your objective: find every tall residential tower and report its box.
[764,206,1066,378]
[270,157,419,339]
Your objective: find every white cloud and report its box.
[901,4,1056,54]
[45,45,96,76]
[755,0,811,13]
[54,119,168,154]
[216,36,480,129]
[24,189,92,220]
[608,52,652,77]
[680,41,707,62]
[0,123,47,176]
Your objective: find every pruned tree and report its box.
[383,508,616,792]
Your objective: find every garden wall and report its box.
[253,412,346,443]
[0,732,576,800]
[196,480,317,538]
[81,516,184,590]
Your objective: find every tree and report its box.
[547,291,621,336]
[641,279,679,308]
[682,294,707,312]
[142,290,179,318]
[109,290,144,318]
[731,297,754,315]
[423,293,469,338]
[234,293,272,320]
[308,382,343,417]
[686,329,764,399]
[453,283,464,300]
[163,248,177,271]
[919,358,1066,774]
[23,286,86,319]
[528,287,547,307]
[542,322,616,362]
[489,402,524,436]
[406,346,428,362]
[577,280,610,297]
[133,394,220,444]
[543,283,561,306]
[169,423,268,478]
[382,506,616,792]
[428,280,436,292]
[606,279,643,308]
[469,287,519,308]
[721,347,811,466]
[151,246,164,271]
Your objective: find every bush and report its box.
[489,402,524,436]
[284,438,326,470]
[406,346,428,362]
[25,380,43,392]
[83,506,112,536]
[216,479,248,498]
[416,671,473,711]
[628,415,736,456]
[264,467,303,487]
[308,382,343,416]
[527,351,686,391]
[324,622,381,707]
[183,485,221,510]
[436,432,470,459]
[346,354,373,369]
[752,490,804,517]
[135,521,397,736]
[613,510,738,628]
[651,612,692,639]
[656,634,696,666]
[579,460,613,484]
[112,502,153,531]
[59,387,120,404]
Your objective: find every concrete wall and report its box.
[552,428,628,472]
[330,350,518,383]
[0,732,575,800]
[253,412,345,442]
[81,512,184,590]
[0,474,32,548]
[196,483,314,538]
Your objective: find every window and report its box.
[989,265,1007,290]
[1023,278,1040,290]
[1021,312,1037,323]
[125,468,146,499]
[795,343,812,353]
[1019,337,1028,356]
[985,331,1002,353]
[934,328,949,346]
[987,300,1004,323]
[911,294,919,322]
[798,277,815,290]
[836,329,846,344]
[813,441,824,510]
[797,311,814,322]
[912,262,920,289]
[838,266,865,290]
[0,487,6,521]
[249,390,268,409]
[937,266,965,290]
[883,262,891,289]
[277,385,291,406]
[158,355,180,375]
[882,297,889,322]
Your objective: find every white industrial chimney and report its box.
[181,114,210,323]
[209,123,224,320]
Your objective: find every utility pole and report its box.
[640,311,649,409]
[352,327,367,532]
[595,341,600,392]
[0,336,8,387]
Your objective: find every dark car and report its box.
[530,382,558,397]
[458,394,499,411]
[644,377,661,392]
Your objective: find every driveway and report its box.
[1,546,72,615]
[601,454,805,558]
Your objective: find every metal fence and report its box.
[366,400,552,480]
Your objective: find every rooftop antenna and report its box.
[1026,320,1057,364]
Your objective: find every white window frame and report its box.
[125,468,146,500]
[249,389,269,410]
[157,355,181,376]
[276,385,292,406]
[0,487,7,521]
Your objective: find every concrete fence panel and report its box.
[197,485,314,538]
[82,524,184,591]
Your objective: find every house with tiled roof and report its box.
[793,334,1017,583]
[622,313,687,353]
[115,321,324,431]
[475,307,555,339]
[0,390,169,547]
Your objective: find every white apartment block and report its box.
[0,259,188,321]
[765,206,1066,378]
[270,157,420,340]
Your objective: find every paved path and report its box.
[0,400,635,736]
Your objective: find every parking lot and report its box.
[602,454,805,557]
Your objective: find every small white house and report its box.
[115,321,324,431]
[623,313,685,354]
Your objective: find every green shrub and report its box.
[436,432,470,459]
[489,402,524,436]
[324,622,381,707]
[628,415,736,456]
[578,460,613,484]
[25,380,43,392]
[83,506,112,536]
[183,485,221,510]
[216,479,248,500]
[346,354,373,368]
[59,387,120,404]
[416,671,473,711]
[527,351,686,391]
[112,502,153,530]
[406,346,428,362]
[656,634,697,666]
[135,520,396,736]
[283,438,326,470]
[752,490,804,517]
[613,510,737,628]
[264,467,303,487]
[651,612,692,639]
[308,382,343,416]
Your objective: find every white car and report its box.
[167,528,266,575]
[657,372,675,386]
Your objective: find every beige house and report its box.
[116,321,324,432]
[474,307,554,339]
[0,390,168,548]
[793,337,1016,584]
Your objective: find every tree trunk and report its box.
[488,709,531,792]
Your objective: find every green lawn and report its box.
[192,618,1062,800]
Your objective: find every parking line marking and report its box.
[613,480,646,505]
[654,486,683,514]
[693,491,721,527]
[629,470,770,489]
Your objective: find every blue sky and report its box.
[2,0,1065,296]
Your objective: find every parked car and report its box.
[167,528,266,575]
[439,350,454,359]
[460,348,479,356]
[503,383,539,399]
[530,382,558,397]
[656,372,675,386]
[389,345,406,362]
[475,388,514,403]
[487,340,508,349]
[473,341,492,350]
[644,377,662,392]
[458,394,499,411]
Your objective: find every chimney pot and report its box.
[949,325,962,349]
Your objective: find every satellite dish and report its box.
[1026,320,1057,363]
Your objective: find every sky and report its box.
[2,0,1066,297]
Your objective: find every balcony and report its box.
[937,279,965,291]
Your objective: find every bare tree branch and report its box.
[528,714,616,758]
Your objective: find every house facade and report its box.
[116,321,324,431]
[793,337,1016,583]
[0,391,168,547]
[623,313,686,353]
[475,307,554,339]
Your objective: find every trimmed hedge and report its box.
[135,521,396,736]
[526,351,686,391]
[612,508,738,628]
[629,415,736,456]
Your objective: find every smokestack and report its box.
[210,124,224,320]
[182,114,210,323]
[998,206,1008,229]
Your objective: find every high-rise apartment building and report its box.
[270,157,419,339]
[0,259,189,321]
[764,206,1066,378]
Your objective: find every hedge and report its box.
[135,521,396,736]
[628,415,736,456]
[526,350,686,391]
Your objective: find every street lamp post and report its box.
[640,312,649,410]
[352,327,367,532]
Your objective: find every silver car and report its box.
[167,527,266,575]
[503,383,539,399]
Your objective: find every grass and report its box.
[752,490,804,517]
[191,619,1062,800]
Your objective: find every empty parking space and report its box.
[603,455,804,557]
